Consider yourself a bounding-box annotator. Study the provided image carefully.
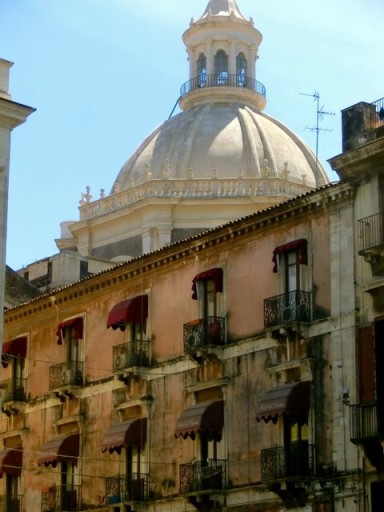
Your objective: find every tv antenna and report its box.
[300,91,334,183]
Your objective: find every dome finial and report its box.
[201,0,246,20]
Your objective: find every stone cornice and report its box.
[0,97,35,129]
[4,182,353,323]
[329,137,384,181]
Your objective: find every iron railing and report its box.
[367,97,384,134]
[350,402,384,443]
[179,459,227,494]
[105,474,149,504]
[0,378,27,402]
[261,444,315,482]
[49,361,83,390]
[264,290,311,328]
[358,212,384,254]
[112,340,150,371]
[41,485,80,512]
[180,74,266,97]
[0,495,23,512]
[184,316,226,353]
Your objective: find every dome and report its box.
[112,103,328,193]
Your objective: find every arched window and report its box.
[197,53,207,86]
[236,52,247,86]
[214,50,228,85]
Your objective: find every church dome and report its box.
[112,103,327,192]
[112,0,328,194]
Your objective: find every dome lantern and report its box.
[180,0,265,111]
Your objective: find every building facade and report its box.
[2,175,360,512]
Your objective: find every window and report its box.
[283,416,309,477]
[102,419,148,502]
[176,400,225,493]
[214,50,228,84]
[53,318,84,388]
[61,461,79,510]
[1,337,27,402]
[236,52,247,85]
[108,297,150,369]
[267,240,310,325]
[197,53,207,85]
[6,474,21,511]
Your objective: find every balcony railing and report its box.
[264,290,311,328]
[49,361,83,391]
[112,340,150,371]
[0,495,23,512]
[350,402,384,443]
[0,378,27,403]
[180,73,266,98]
[261,444,315,482]
[367,97,384,135]
[179,459,227,494]
[184,316,226,353]
[105,474,149,503]
[41,485,80,512]
[358,212,384,254]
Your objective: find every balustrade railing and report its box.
[261,444,315,481]
[179,459,227,494]
[0,378,27,403]
[180,74,266,97]
[358,212,384,254]
[105,474,149,503]
[184,316,226,353]
[49,361,83,390]
[112,340,150,371]
[264,290,311,328]
[350,402,384,443]
[0,495,22,512]
[41,485,80,512]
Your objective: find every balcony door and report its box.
[6,474,20,511]
[125,445,144,501]
[61,461,77,511]
[283,416,309,477]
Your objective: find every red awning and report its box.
[56,317,83,345]
[107,295,148,331]
[37,434,79,467]
[0,448,23,477]
[175,400,224,440]
[2,337,27,368]
[102,418,147,453]
[256,381,310,423]
[191,268,223,300]
[272,239,308,272]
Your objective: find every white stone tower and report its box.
[0,59,35,348]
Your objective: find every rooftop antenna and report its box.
[300,91,334,183]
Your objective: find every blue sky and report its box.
[1,0,384,270]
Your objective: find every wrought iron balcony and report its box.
[179,459,227,494]
[350,402,384,443]
[184,316,226,353]
[180,73,266,98]
[105,474,149,503]
[41,485,80,512]
[261,444,315,482]
[0,378,27,403]
[264,290,311,328]
[0,495,23,512]
[49,361,83,391]
[358,212,384,255]
[112,340,150,371]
